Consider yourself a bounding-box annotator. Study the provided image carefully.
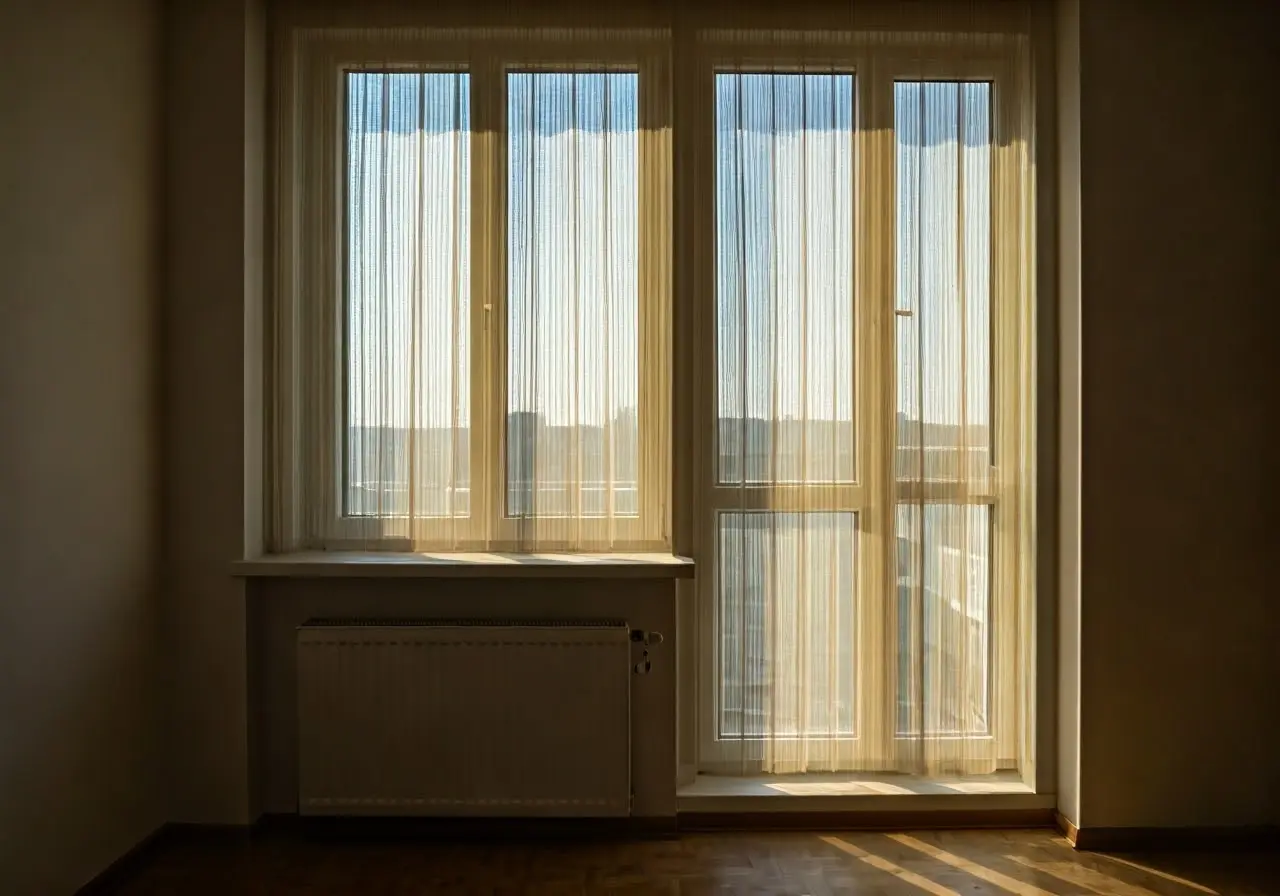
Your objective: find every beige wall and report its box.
[250,579,678,817]
[1054,0,1081,827]
[165,0,265,823]
[0,1,165,893]
[1071,0,1280,829]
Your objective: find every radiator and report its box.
[296,620,632,817]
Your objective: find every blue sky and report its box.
[344,71,992,435]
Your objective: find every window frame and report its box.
[277,29,673,552]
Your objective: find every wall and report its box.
[1054,0,1081,828]
[161,0,1280,832]
[0,1,165,893]
[165,0,265,824]
[250,579,678,817]
[1071,0,1280,829]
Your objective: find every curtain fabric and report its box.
[693,20,1033,775]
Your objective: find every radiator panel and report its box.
[297,622,631,816]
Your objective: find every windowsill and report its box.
[232,551,695,580]
[678,772,1052,813]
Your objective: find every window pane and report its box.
[719,512,858,738]
[896,504,991,735]
[345,72,471,518]
[895,81,992,482]
[716,73,856,485]
[506,72,639,519]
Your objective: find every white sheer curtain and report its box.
[693,10,1033,775]
[502,68,664,549]
[271,27,671,552]
[343,70,472,541]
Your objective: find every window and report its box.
[695,37,1032,775]
[345,72,472,524]
[274,32,671,552]
[274,16,1035,780]
[505,72,640,524]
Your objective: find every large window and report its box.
[274,34,671,552]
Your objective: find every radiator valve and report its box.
[631,629,664,675]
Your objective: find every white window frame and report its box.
[275,29,673,552]
[693,32,1030,773]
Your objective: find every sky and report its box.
[345,71,993,439]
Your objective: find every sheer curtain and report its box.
[501,63,670,551]
[271,27,671,552]
[342,68,472,546]
[693,8,1033,775]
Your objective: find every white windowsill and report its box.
[678,772,1052,813]
[232,551,695,579]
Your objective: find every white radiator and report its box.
[296,620,632,817]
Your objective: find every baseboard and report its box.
[76,820,268,894]
[679,807,1055,832]
[1053,810,1079,846]
[1054,813,1280,852]
[75,825,172,895]
[268,813,679,841]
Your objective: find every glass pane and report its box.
[345,72,471,518]
[506,72,639,518]
[719,512,858,738]
[715,73,856,485]
[896,504,991,735]
[895,81,992,481]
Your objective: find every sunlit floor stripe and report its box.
[1005,854,1127,894]
[886,833,1060,896]
[1095,853,1219,895]
[818,835,961,896]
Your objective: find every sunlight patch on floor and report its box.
[819,836,962,896]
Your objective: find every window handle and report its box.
[895,309,914,317]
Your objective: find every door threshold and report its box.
[678,772,1054,817]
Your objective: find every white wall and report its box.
[0,1,165,892]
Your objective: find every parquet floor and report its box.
[110,828,1280,895]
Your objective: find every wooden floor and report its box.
[109,828,1280,895]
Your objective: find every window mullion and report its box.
[856,55,899,765]
[469,50,506,549]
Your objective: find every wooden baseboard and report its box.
[1070,824,1280,852]
[76,820,268,894]
[1054,810,1079,846]
[1055,812,1280,852]
[679,807,1055,833]
[271,813,679,841]
[75,825,172,895]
